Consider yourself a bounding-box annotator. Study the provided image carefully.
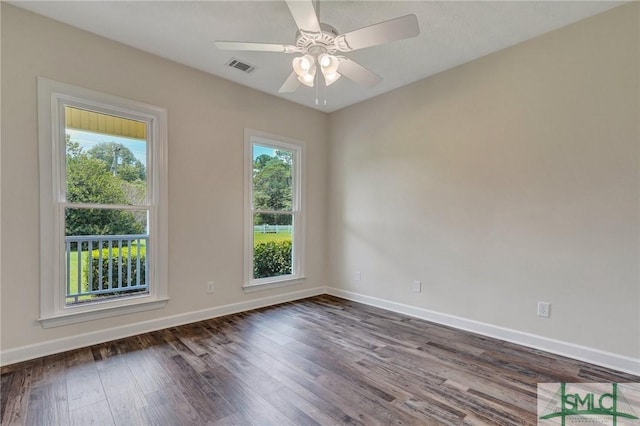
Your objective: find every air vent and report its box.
[226,58,256,74]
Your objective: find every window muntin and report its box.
[245,131,304,289]
[38,78,168,327]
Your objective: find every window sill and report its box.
[242,276,306,294]
[38,297,169,328]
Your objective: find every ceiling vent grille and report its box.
[226,58,256,74]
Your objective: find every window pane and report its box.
[66,107,147,205]
[252,144,293,211]
[65,207,149,305]
[253,213,293,279]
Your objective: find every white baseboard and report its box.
[0,286,324,366]
[3,285,638,376]
[326,287,640,377]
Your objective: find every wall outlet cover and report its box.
[537,301,550,318]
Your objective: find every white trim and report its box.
[1,287,325,366]
[242,276,307,293]
[243,128,306,288]
[39,299,169,329]
[325,287,640,376]
[37,78,169,324]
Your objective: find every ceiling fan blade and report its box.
[335,14,419,52]
[279,71,301,93]
[215,41,294,53]
[286,0,321,33]
[337,58,382,88]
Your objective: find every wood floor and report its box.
[1,295,638,425]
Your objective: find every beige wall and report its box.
[1,4,328,353]
[328,3,639,358]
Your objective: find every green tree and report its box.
[253,154,272,171]
[65,138,144,236]
[86,141,147,205]
[275,149,292,166]
[253,153,292,217]
[87,142,146,182]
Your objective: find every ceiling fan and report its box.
[215,0,420,94]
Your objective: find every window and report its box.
[244,129,304,291]
[38,78,168,327]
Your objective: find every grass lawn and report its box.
[254,231,292,244]
[67,251,89,303]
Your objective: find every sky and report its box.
[68,129,285,166]
[68,129,279,165]
[254,144,276,160]
[66,129,147,166]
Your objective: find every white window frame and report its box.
[37,78,169,328]
[243,129,305,292]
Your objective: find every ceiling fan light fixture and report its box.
[292,54,315,76]
[318,53,331,68]
[318,53,341,86]
[323,71,341,86]
[318,53,339,73]
[297,65,316,87]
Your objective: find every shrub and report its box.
[84,246,146,292]
[254,240,292,279]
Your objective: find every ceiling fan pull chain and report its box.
[323,81,327,107]
[315,72,319,106]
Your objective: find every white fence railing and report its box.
[65,234,149,304]
[253,225,292,234]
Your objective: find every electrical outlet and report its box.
[355,271,361,281]
[207,281,215,294]
[412,280,422,293]
[537,301,550,318]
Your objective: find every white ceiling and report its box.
[11,1,624,113]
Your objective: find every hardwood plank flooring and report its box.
[1,295,638,425]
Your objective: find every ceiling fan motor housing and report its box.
[295,23,339,56]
